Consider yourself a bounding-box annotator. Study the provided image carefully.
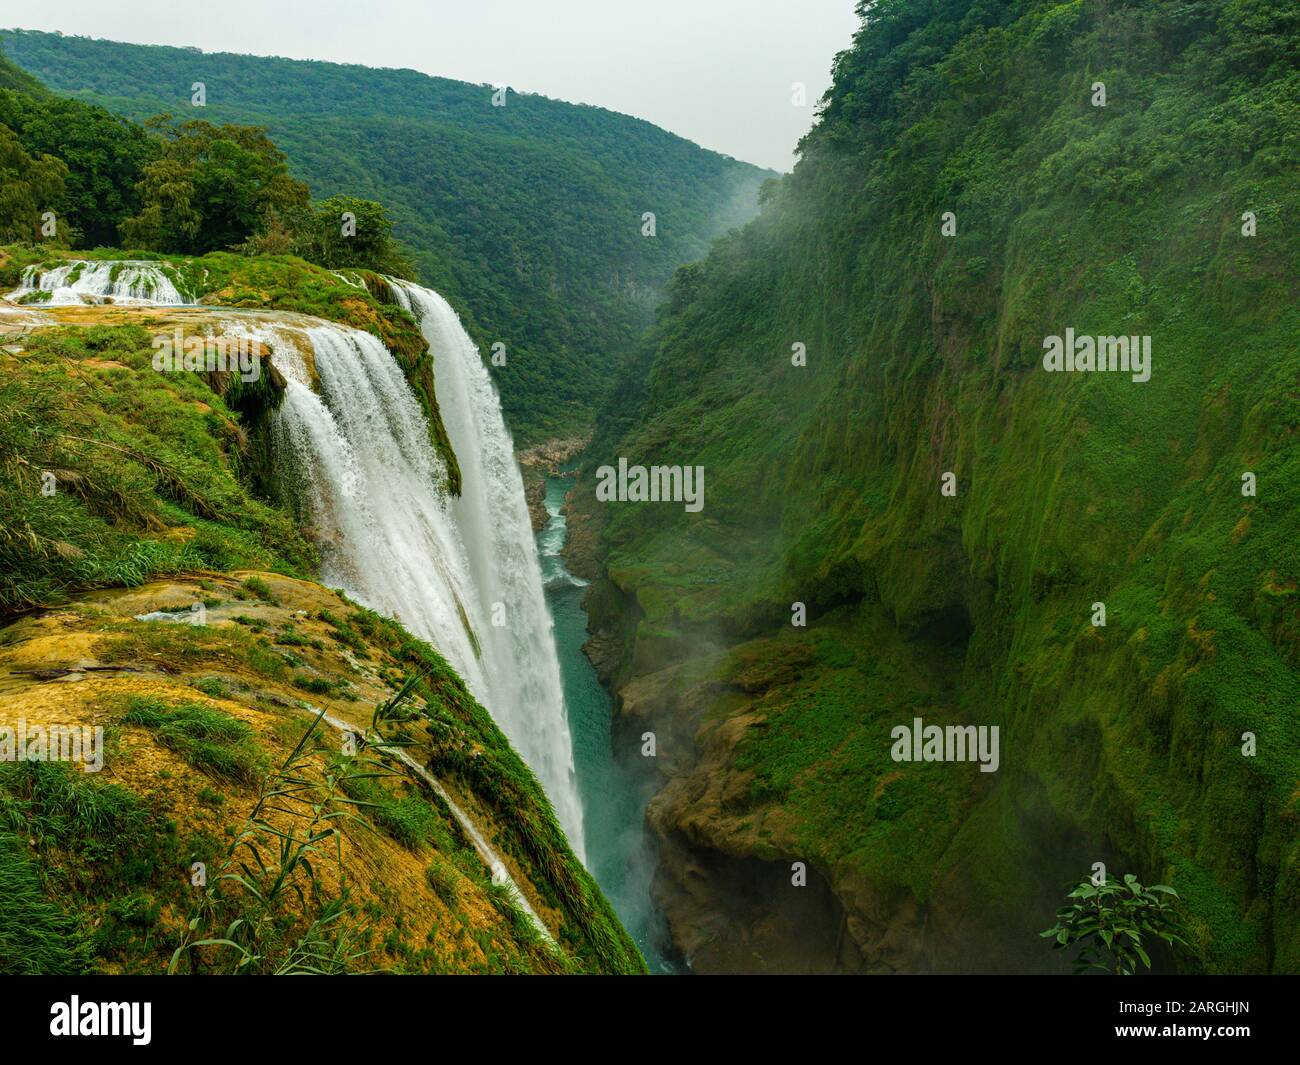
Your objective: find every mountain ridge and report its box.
[2,28,775,445]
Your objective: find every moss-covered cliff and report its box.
[580,0,1299,973]
[0,257,643,975]
[1,247,462,494]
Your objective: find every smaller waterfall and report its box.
[264,305,586,859]
[8,261,185,305]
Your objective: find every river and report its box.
[536,471,681,973]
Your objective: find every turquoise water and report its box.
[537,473,679,973]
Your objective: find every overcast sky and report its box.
[6,0,862,171]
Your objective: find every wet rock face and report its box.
[515,436,589,473]
[651,834,854,974]
[524,475,548,533]
[516,436,590,534]
[612,651,863,973]
[560,472,604,584]
[620,642,1113,974]
[626,658,960,974]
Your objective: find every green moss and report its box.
[344,606,647,975]
[121,696,267,786]
[587,0,1300,972]
[0,322,315,612]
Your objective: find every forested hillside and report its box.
[579,0,1300,972]
[2,29,773,444]
[0,42,652,974]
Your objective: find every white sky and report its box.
[4,0,862,171]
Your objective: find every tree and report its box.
[120,118,310,254]
[294,195,415,278]
[1040,874,1189,975]
[0,121,70,244]
[0,88,155,247]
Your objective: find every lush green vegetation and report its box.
[165,687,410,976]
[117,118,416,276]
[586,0,1299,972]
[1041,874,1188,975]
[0,48,414,280]
[0,313,314,612]
[0,832,95,974]
[0,36,653,975]
[0,119,69,243]
[118,117,311,255]
[255,194,415,278]
[0,243,462,494]
[0,238,480,609]
[354,606,647,975]
[0,584,645,974]
[0,57,152,246]
[0,756,194,975]
[1,30,772,443]
[0,774,140,973]
[0,271,639,969]
[122,696,268,786]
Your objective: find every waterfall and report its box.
[385,280,586,859]
[9,259,588,857]
[8,260,185,305]
[265,291,585,860]
[270,323,492,695]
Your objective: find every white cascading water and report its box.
[13,259,588,859]
[8,261,185,305]
[265,288,585,859]
[269,323,490,676]
[384,280,586,858]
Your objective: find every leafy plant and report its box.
[1041,875,1188,975]
[167,673,427,974]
